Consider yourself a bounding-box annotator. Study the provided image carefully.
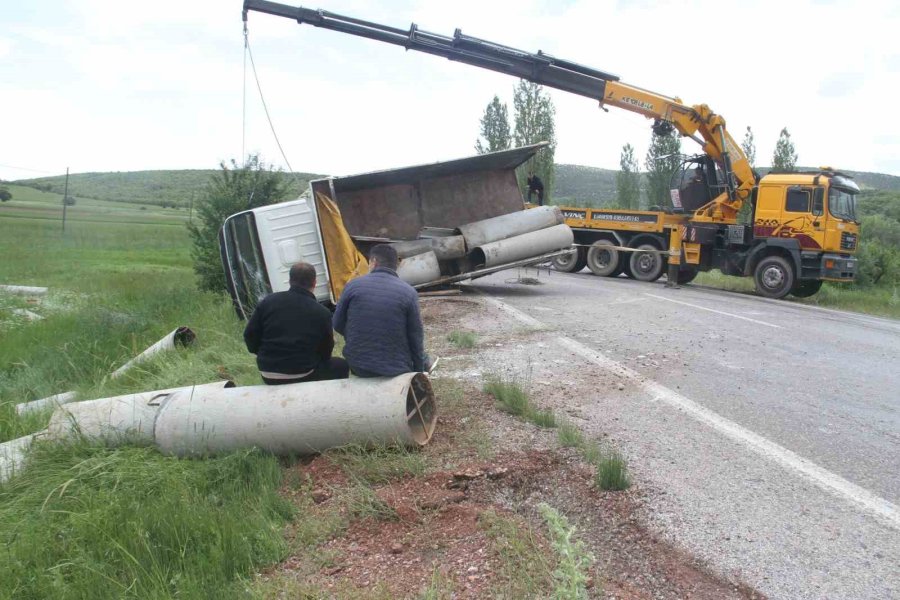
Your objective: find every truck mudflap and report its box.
[412,249,571,289]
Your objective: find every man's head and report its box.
[289,262,317,291]
[369,244,399,271]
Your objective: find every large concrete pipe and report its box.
[46,381,235,444]
[154,373,436,457]
[16,391,78,416]
[0,285,48,296]
[430,235,467,260]
[110,327,196,379]
[0,431,43,483]
[397,251,441,286]
[470,224,574,267]
[390,239,433,259]
[456,206,563,248]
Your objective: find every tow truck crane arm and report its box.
[242,0,756,222]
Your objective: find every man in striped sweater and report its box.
[333,244,428,377]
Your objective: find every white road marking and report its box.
[645,293,782,328]
[480,294,900,531]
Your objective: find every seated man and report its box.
[333,244,427,377]
[244,262,349,385]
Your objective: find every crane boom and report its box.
[243,0,755,221]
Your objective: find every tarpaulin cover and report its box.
[315,192,368,300]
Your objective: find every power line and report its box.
[0,163,56,175]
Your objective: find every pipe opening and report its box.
[468,248,487,268]
[174,326,196,347]
[405,373,436,445]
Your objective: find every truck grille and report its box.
[840,232,857,251]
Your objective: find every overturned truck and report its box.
[219,144,572,317]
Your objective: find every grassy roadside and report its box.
[0,210,291,598]
[692,271,900,319]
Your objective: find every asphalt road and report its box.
[468,269,900,599]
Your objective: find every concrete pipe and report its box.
[110,326,196,379]
[0,285,48,296]
[46,381,235,444]
[470,224,574,267]
[16,390,78,416]
[154,372,436,457]
[430,235,467,260]
[390,239,434,259]
[456,206,563,248]
[397,251,441,286]
[0,431,44,483]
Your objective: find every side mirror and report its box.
[812,187,824,216]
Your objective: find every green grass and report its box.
[483,374,557,429]
[479,509,555,598]
[594,449,630,491]
[538,503,595,599]
[0,202,302,598]
[557,419,585,448]
[693,271,900,319]
[447,330,477,349]
[0,441,291,600]
[328,443,426,484]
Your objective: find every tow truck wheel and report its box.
[551,248,587,273]
[790,279,823,298]
[753,255,795,299]
[629,243,665,282]
[586,240,620,277]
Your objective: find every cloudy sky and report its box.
[2,0,899,182]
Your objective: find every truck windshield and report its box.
[828,187,858,222]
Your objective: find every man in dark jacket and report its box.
[526,172,544,206]
[333,244,427,377]
[244,262,349,385]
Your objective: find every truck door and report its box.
[753,185,822,250]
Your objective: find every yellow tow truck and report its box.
[242,0,860,299]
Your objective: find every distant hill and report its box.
[552,164,619,207]
[12,164,899,209]
[14,169,320,208]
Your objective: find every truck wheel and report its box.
[551,248,587,273]
[586,240,619,276]
[753,256,795,299]
[629,244,665,282]
[790,280,823,298]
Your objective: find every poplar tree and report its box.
[512,80,556,202]
[645,125,681,208]
[615,143,641,210]
[475,95,511,154]
[772,127,798,172]
[741,126,757,169]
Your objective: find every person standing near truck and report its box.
[526,172,545,206]
[243,262,349,385]
[333,244,428,377]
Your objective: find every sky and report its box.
[2,0,899,183]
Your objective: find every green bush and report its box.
[188,155,297,293]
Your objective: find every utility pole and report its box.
[189,191,194,224]
[61,167,69,233]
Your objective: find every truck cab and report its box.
[753,170,859,294]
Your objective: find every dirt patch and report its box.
[259,296,764,599]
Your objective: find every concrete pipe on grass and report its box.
[110,326,196,379]
[16,391,78,416]
[46,381,235,444]
[155,372,436,457]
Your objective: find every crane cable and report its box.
[241,23,297,176]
